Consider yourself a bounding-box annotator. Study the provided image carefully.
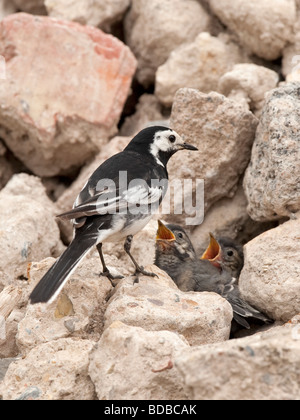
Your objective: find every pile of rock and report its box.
[0,0,299,400]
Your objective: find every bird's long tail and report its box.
[29,234,96,304]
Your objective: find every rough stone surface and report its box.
[155,33,247,107]
[282,7,300,82]
[208,0,296,60]
[219,64,279,117]
[0,285,23,358]
[190,186,278,256]
[17,252,117,354]
[176,324,300,400]
[167,88,258,224]
[282,47,300,83]
[239,218,300,323]
[0,13,137,177]
[0,174,64,288]
[45,0,130,31]
[0,338,95,400]
[244,84,300,222]
[0,309,24,358]
[0,358,16,383]
[125,0,211,87]
[105,265,233,346]
[89,321,190,400]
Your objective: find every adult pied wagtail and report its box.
[155,221,272,329]
[30,126,198,304]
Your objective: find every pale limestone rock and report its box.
[0,285,22,358]
[105,265,233,346]
[0,309,23,358]
[167,88,258,225]
[45,0,130,31]
[155,33,247,107]
[0,338,95,400]
[218,64,279,117]
[0,13,137,177]
[190,186,277,256]
[280,2,300,81]
[176,324,300,400]
[244,84,300,222]
[239,218,300,323]
[125,0,211,87]
[208,0,296,60]
[0,174,64,288]
[89,321,190,400]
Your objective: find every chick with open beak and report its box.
[201,233,244,279]
[155,221,199,291]
[156,220,176,246]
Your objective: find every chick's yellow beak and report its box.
[201,233,221,262]
[156,220,176,242]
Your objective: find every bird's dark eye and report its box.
[169,135,176,143]
[177,232,183,239]
[227,250,234,257]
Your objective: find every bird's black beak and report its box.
[179,143,198,151]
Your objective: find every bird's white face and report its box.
[150,129,184,166]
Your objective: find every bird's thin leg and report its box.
[96,243,124,286]
[124,235,157,278]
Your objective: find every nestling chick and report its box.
[155,221,272,330]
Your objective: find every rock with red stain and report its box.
[0,13,137,177]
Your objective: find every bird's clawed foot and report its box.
[124,235,158,280]
[100,270,124,287]
[133,266,158,278]
[97,243,124,287]
[132,267,158,286]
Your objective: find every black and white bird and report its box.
[155,221,272,330]
[30,126,198,304]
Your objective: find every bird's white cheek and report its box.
[177,244,186,255]
[157,138,171,152]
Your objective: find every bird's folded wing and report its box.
[228,289,272,325]
[58,184,163,220]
